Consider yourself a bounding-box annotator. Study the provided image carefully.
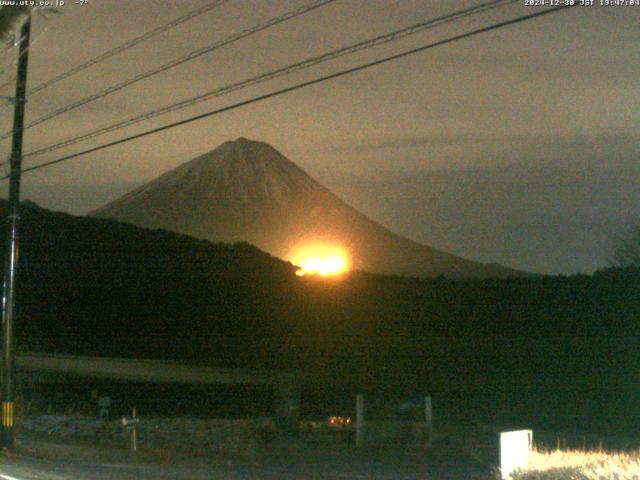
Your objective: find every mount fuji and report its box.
[91,138,522,278]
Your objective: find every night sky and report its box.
[0,0,637,274]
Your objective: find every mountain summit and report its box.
[92,138,521,278]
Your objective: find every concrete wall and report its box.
[19,415,275,457]
[360,421,429,447]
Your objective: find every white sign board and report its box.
[500,429,532,479]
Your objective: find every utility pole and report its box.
[1,15,31,450]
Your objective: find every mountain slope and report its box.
[92,138,522,278]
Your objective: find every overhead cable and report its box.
[1,4,576,180]
[23,0,517,159]
[0,0,337,142]
[23,0,231,98]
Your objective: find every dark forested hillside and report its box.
[3,201,639,431]
[5,201,297,365]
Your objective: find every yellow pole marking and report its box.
[2,402,13,427]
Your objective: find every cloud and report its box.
[323,133,640,160]
[324,135,489,153]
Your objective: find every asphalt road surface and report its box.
[0,444,495,479]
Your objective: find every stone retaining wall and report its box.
[19,415,276,457]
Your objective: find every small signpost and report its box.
[356,394,364,447]
[121,407,139,451]
[424,396,432,447]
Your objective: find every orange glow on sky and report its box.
[291,245,350,277]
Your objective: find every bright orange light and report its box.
[296,256,345,277]
[291,245,350,277]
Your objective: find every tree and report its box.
[0,6,31,43]
[609,225,640,267]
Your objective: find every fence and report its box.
[355,394,432,447]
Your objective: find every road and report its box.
[0,444,494,479]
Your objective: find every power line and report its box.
[14,0,231,100]
[0,2,227,100]
[0,3,224,101]
[0,0,337,143]
[0,4,576,181]
[22,0,517,160]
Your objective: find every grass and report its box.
[510,448,640,480]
